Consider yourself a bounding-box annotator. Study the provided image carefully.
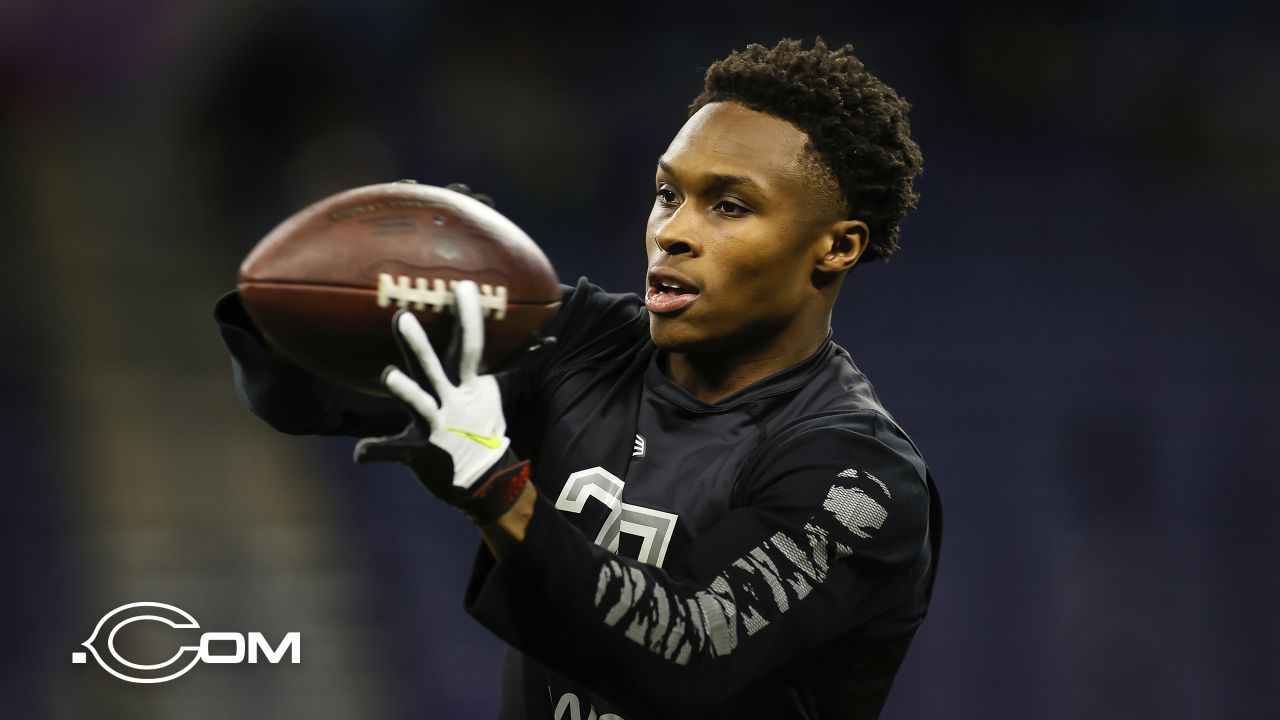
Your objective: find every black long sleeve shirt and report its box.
[215,278,942,719]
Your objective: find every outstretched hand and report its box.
[355,280,532,524]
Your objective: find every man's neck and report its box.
[664,320,831,405]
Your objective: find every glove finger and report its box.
[357,436,457,493]
[354,435,406,464]
[453,280,485,383]
[354,430,447,471]
[441,294,464,386]
[387,309,430,388]
[395,310,452,393]
[383,367,442,427]
[353,422,419,464]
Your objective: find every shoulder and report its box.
[747,409,928,495]
[542,277,648,369]
[496,278,650,431]
[748,340,928,492]
[772,410,927,483]
[551,276,645,332]
[734,409,933,564]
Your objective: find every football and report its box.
[238,182,562,395]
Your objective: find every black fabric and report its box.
[214,278,941,719]
[466,278,941,719]
[213,290,408,436]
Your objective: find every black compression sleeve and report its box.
[464,423,933,715]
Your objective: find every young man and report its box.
[216,39,940,719]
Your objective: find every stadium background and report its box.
[2,1,1277,718]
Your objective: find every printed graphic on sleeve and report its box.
[591,470,890,665]
[822,485,887,539]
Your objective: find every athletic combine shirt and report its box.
[214,278,942,720]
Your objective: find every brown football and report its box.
[238,182,562,395]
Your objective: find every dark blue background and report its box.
[2,1,1276,718]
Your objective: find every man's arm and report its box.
[216,275,641,440]
[354,282,934,713]
[465,422,935,715]
[478,481,537,557]
[214,290,410,436]
[355,280,936,712]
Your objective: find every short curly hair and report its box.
[689,38,923,263]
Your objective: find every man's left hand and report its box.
[354,280,531,524]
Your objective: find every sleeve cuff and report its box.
[213,289,341,434]
[213,290,266,344]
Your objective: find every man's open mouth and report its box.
[645,268,700,314]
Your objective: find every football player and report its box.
[215,38,941,720]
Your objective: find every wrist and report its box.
[479,481,537,559]
[457,456,532,525]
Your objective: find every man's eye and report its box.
[715,200,749,217]
[656,188,678,205]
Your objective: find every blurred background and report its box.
[2,0,1277,718]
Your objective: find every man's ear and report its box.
[816,219,869,274]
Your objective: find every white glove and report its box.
[355,280,531,523]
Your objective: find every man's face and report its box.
[646,101,841,354]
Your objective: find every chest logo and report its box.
[632,434,646,458]
[554,467,678,567]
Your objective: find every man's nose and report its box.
[651,207,701,257]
